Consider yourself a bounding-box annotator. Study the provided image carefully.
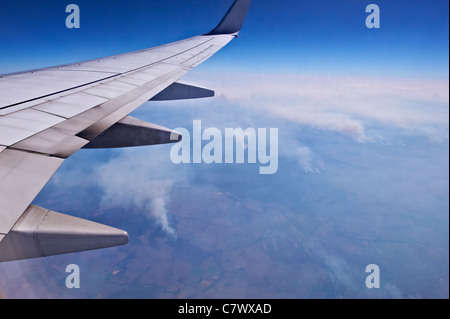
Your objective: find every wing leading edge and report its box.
[0,0,251,262]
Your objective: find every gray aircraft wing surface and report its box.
[0,0,251,262]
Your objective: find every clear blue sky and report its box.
[0,0,448,77]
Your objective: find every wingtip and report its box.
[206,0,252,35]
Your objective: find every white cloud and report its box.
[93,72,448,236]
[281,139,324,173]
[95,148,185,238]
[187,72,449,142]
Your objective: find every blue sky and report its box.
[0,0,448,77]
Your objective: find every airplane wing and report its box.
[0,0,251,262]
